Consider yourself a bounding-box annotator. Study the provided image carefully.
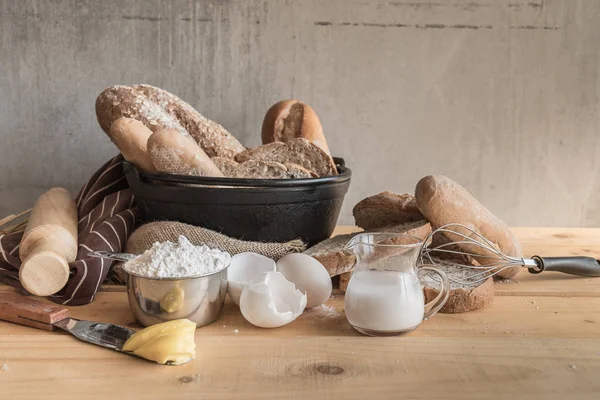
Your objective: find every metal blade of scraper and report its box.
[0,292,136,352]
[53,318,136,351]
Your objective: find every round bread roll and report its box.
[147,128,224,177]
[109,118,156,172]
[261,100,331,156]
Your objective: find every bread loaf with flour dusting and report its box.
[96,84,245,159]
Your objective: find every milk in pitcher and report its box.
[344,269,424,334]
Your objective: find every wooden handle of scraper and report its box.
[19,188,78,296]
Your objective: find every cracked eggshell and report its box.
[239,271,307,328]
[227,252,276,305]
[276,253,332,308]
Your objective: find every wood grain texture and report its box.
[0,227,600,398]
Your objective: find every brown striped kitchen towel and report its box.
[0,155,138,305]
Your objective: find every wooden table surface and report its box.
[1,227,600,399]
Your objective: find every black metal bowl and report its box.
[124,158,352,246]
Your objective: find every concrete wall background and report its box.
[1,0,599,227]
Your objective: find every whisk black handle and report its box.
[529,256,600,277]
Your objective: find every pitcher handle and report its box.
[418,265,450,320]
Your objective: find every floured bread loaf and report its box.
[132,85,245,158]
[96,84,244,159]
[422,257,494,313]
[235,138,337,177]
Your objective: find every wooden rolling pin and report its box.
[19,188,78,296]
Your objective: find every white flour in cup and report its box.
[123,235,231,278]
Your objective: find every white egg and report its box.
[239,271,307,328]
[227,252,276,306]
[276,253,332,308]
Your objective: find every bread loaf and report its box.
[422,257,494,313]
[211,157,240,176]
[132,85,245,158]
[147,128,224,177]
[415,175,522,279]
[96,85,245,159]
[261,100,331,156]
[353,192,424,229]
[108,118,156,172]
[96,85,188,136]
[235,138,337,177]
[211,157,316,179]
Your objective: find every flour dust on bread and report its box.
[235,138,337,177]
[261,100,331,156]
[353,192,424,230]
[132,85,245,159]
[421,257,494,313]
[96,84,244,159]
[415,175,523,279]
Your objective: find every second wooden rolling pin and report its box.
[19,188,78,296]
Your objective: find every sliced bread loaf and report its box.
[353,192,424,229]
[211,157,317,179]
[422,257,494,313]
[235,138,337,177]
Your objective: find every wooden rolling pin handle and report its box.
[19,188,78,297]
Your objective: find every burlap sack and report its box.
[126,221,306,260]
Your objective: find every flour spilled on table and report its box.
[312,304,341,320]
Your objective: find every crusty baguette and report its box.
[261,100,331,156]
[132,85,245,158]
[108,118,156,173]
[235,138,337,177]
[422,257,494,313]
[147,128,224,177]
[415,175,522,279]
[353,192,424,229]
[305,220,431,278]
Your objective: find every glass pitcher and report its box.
[343,233,450,336]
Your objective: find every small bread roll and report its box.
[147,129,224,177]
[261,100,331,156]
[109,118,156,172]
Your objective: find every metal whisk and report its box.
[419,223,600,285]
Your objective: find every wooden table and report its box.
[1,227,600,399]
